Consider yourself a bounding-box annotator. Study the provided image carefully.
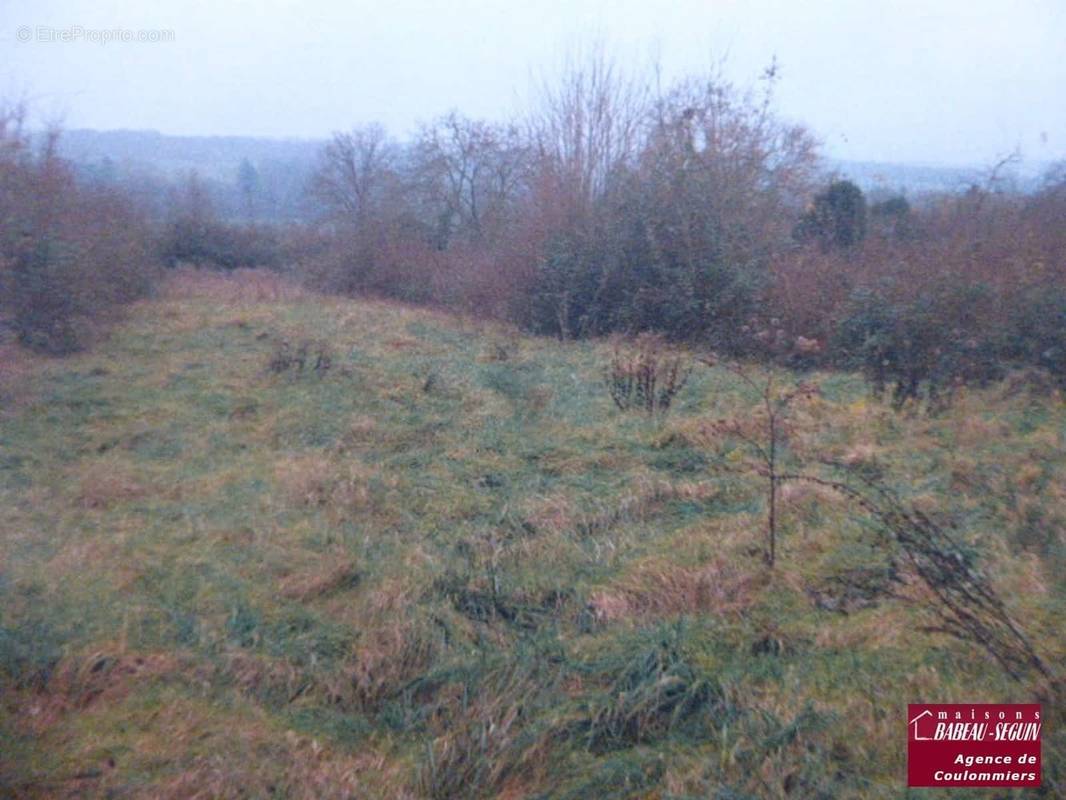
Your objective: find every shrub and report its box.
[706,361,820,566]
[267,337,335,376]
[786,469,1053,682]
[834,285,1002,409]
[296,58,813,345]
[160,218,282,270]
[869,194,912,239]
[523,235,607,339]
[0,114,156,353]
[794,179,867,251]
[1003,287,1066,386]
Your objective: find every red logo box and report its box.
[908,704,1041,787]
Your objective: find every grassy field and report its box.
[1,270,1063,798]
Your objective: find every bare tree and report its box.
[641,64,819,265]
[704,358,817,567]
[311,124,397,224]
[413,112,528,245]
[528,43,649,215]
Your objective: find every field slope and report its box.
[1,270,1063,798]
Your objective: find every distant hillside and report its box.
[829,159,980,194]
[39,130,1054,222]
[829,158,1050,195]
[56,128,324,181]
[46,129,324,222]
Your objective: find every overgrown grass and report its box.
[1,270,1063,798]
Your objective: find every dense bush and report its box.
[158,173,284,270]
[0,110,156,353]
[1003,287,1066,386]
[290,57,1062,390]
[302,61,815,348]
[159,217,282,270]
[834,285,1004,408]
[779,168,1066,392]
[10,64,1062,384]
[794,179,868,250]
[524,234,610,338]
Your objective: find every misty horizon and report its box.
[44,126,1064,173]
[3,1,1065,169]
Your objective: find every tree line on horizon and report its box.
[1,53,1064,398]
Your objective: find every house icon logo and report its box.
[909,708,935,741]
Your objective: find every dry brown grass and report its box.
[274,453,339,507]
[950,412,1010,448]
[342,621,440,710]
[44,537,132,589]
[14,650,190,736]
[159,266,314,304]
[326,571,439,709]
[335,414,378,453]
[0,342,48,416]
[1013,463,1044,490]
[777,480,844,515]
[384,336,422,351]
[43,695,418,800]
[519,493,577,536]
[837,442,883,468]
[588,556,764,623]
[154,759,415,800]
[278,557,360,602]
[273,454,390,518]
[154,747,416,800]
[811,601,922,652]
[222,652,303,700]
[75,464,147,509]
[574,477,720,538]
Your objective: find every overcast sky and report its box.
[2,0,1064,166]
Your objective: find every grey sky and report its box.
[2,0,1064,166]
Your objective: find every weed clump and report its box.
[267,337,334,376]
[571,624,733,752]
[605,333,691,415]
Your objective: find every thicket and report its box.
[291,55,1065,394]
[8,54,1065,392]
[0,106,156,353]
[296,59,817,346]
[157,171,287,270]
